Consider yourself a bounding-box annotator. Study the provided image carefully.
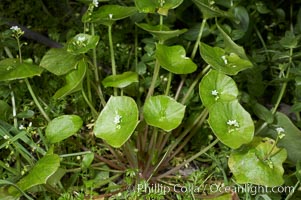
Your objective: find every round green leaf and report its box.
[53,59,87,99]
[199,69,238,108]
[40,48,80,76]
[229,137,287,187]
[260,112,301,163]
[134,0,157,13]
[156,44,197,74]
[0,58,43,81]
[143,95,186,131]
[94,96,139,148]
[208,101,254,149]
[200,43,253,75]
[67,33,99,55]
[135,0,183,15]
[46,115,83,143]
[8,154,60,196]
[102,71,138,88]
[91,5,137,26]
[136,23,187,41]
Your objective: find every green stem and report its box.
[271,48,292,114]
[285,180,299,200]
[157,138,219,179]
[25,79,51,122]
[164,72,172,96]
[191,18,207,60]
[146,59,161,99]
[181,65,210,104]
[59,151,92,158]
[91,24,106,107]
[174,76,186,100]
[108,25,117,96]
[81,89,98,118]
[16,38,22,63]
[5,47,18,128]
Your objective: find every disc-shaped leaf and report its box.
[8,154,60,196]
[53,59,87,99]
[229,137,287,187]
[40,48,80,76]
[136,23,187,41]
[91,5,137,26]
[260,112,301,163]
[134,0,157,13]
[102,71,138,88]
[46,115,83,143]
[135,0,183,15]
[217,23,249,60]
[199,69,238,108]
[143,95,186,131]
[208,101,254,149]
[156,44,197,74]
[200,43,253,75]
[94,96,139,148]
[67,33,99,55]
[0,58,43,81]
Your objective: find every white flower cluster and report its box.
[227,119,239,127]
[92,0,99,7]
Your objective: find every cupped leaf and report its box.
[46,115,83,143]
[102,71,138,88]
[208,101,254,149]
[135,0,183,15]
[217,23,249,60]
[134,0,157,13]
[91,5,137,26]
[229,137,287,187]
[251,103,274,124]
[156,44,197,74]
[8,154,60,196]
[0,58,43,81]
[199,69,238,108]
[82,153,94,169]
[53,59,87,99]
[259,112,301,163]
[143,95,186,131]
[67,33,99,55]
[136,23,187,41]
[191,0,231,19]
[200,43,253,75]
[94,96,139,148]
[40,48,80,76]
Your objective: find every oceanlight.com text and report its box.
[136,183,295,196]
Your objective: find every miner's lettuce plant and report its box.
[0,0,301,199]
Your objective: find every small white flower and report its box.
[276,127,285,134]
[19,124,25,130]
[77,36,86,42]
[221,55,228,65]
[211,90,218,96]
[10,26,20,31]
[109,13,113,19]
[28,122,32,127]
[227,119,239,127]
[92,0,99,7]
[114,115,122,124]
[276,127,285,139]
[3,135,9,140]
